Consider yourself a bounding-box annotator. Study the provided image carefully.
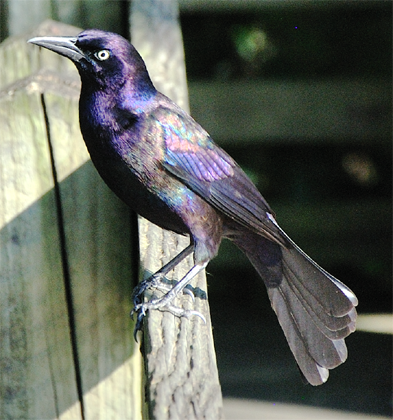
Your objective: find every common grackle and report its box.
[28,30,357,385]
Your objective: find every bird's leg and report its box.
[132,243,194,306]
[132,258,208,336]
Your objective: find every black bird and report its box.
[28,30,357,385]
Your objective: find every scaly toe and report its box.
[131,273,166,305]
[164,304,206,323]
[131,299,206,340]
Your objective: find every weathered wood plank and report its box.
[42,88,142,419]
[131,1,224,419]
[1,20,143,420]
[0,20,79,91]
[0,76,82,420]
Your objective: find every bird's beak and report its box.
[28,36,84,62]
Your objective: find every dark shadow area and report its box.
[179,3,392,416]
[208,256,392,417]
[205,142,391,416]
[181,2,391,81]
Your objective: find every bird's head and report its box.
[28,29,155,94]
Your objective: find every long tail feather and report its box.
[233,218,358,386]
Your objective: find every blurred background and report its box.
[1,0,391,417]
[180,3,392,417]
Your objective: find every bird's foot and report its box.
[132,273,195,307]
[131,261,208,340]
[131,288,206,340]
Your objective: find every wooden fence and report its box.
[0,1,223,419]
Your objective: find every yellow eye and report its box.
[95,50,110,61]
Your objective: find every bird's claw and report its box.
[131,273,165,306]
[131,305,147,341]
[132,275,195,307]
[131,261,208,339]
[183,285,195,301]
[131,299,206,340]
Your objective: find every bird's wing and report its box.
[151,106,286,246]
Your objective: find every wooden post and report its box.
[130,2,224,419]
[0,21,142,420]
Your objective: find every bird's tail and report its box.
[233,222,358,386]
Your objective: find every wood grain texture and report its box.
[1,21,143,420]
[43,88,142,420]
[0,20,79,91]
[130,1,224,419]
[0,72,82,420]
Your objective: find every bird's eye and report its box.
[94,50,110,61]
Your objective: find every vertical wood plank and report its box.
[0,20,79,91]
[43,89,143,419]
[1,20,143,420]
[130,1,224,419]
[0,80,82,420]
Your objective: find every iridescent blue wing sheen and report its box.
[152,105,285,245]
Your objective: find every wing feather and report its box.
[154,106,286,245]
